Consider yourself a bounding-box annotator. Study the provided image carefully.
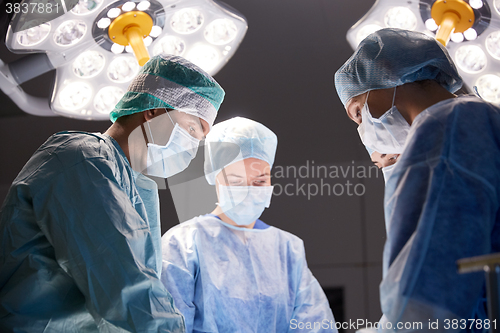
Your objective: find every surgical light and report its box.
[204,18,237,45]
[451,32,465,43]
[186,44,219,72]
[53,20,87,46]
[425,18,439,31]
[346,0,500,106]
[59,82,93,111]
[72,51,106,77]
[464,27,478,40]
[470,0,484,9]
[107,56,139,82]
[455,45,487,72]
[0,0,248,120]
[71,0,103,15]
[486,31,500,59]
[136,0,150,11]
[355,24,383,46]
[17,22,51,46]
[153,35,186,56]
[171,8,204,34]
[94,86,124,114]
[476,74,500,103]
[384,7,417,30]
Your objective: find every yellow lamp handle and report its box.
[108,11,153,65]
[125,26,150,66]
[431,0,475,46]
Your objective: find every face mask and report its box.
[381,163,396,184]
[217,184,274,226]
[357,89,410,154]
[145,113,200,178]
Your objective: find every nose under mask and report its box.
[145,112,200,178]
[357,88,410,155]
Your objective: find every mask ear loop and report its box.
[166,108,176,127]
[391,87,397,108]
[364,91,370,110]
[145,121,155,144]
[141,111,156,176]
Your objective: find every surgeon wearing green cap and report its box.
[335,28,500,331]
[0,54,225,333]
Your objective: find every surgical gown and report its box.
[380,96,500,332]
[161,215,336,333]
[0,131,185,332]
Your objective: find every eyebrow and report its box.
[254,173,271,177]
[225,173,244,178]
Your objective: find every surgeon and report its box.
[0,54,225,332]
[335,28,500,331]
[161,117,337,332]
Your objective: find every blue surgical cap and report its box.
[365,145,375,157]
[110,54,225,127]
[334,28,463,106]
[204,117,278,185]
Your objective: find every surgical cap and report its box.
[204,117,278,185]
[334,28,463,106]
[110,54,225,127]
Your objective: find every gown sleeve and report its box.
[33,155,186,333]
[380,100,500,331]
[290,239,337,333]
[161,224,199,333]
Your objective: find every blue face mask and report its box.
[145,113,200,178]
[217,184,274,226]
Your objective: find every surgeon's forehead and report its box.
[220,159,247,177]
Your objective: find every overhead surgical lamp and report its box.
[0,0,247,120]
[346,0,500,105]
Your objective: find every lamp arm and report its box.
[0,58,56,117]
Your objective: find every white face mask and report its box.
[217,184,274,226]
[145,113,200,178]
[381,163,396,184]
[357,88,410,154]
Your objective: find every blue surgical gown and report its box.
[161,214,337,333]
[380,96,500,331]
[0,131,185,332]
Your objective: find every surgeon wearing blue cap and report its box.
[335,28,500,331]
[0,54,225,332]
[161,117,337,333]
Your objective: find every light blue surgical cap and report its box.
[110,54,225,127]
[204,117,278,185]
[335,28,463,106]
[365,145,375,157]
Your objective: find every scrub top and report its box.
[381,96,500,331]
[0,131,184,332]
[162,214,337,333]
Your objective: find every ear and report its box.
[143,109,156,122]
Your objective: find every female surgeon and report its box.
[160,117,337,332]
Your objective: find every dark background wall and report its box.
[0,0,386,330]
